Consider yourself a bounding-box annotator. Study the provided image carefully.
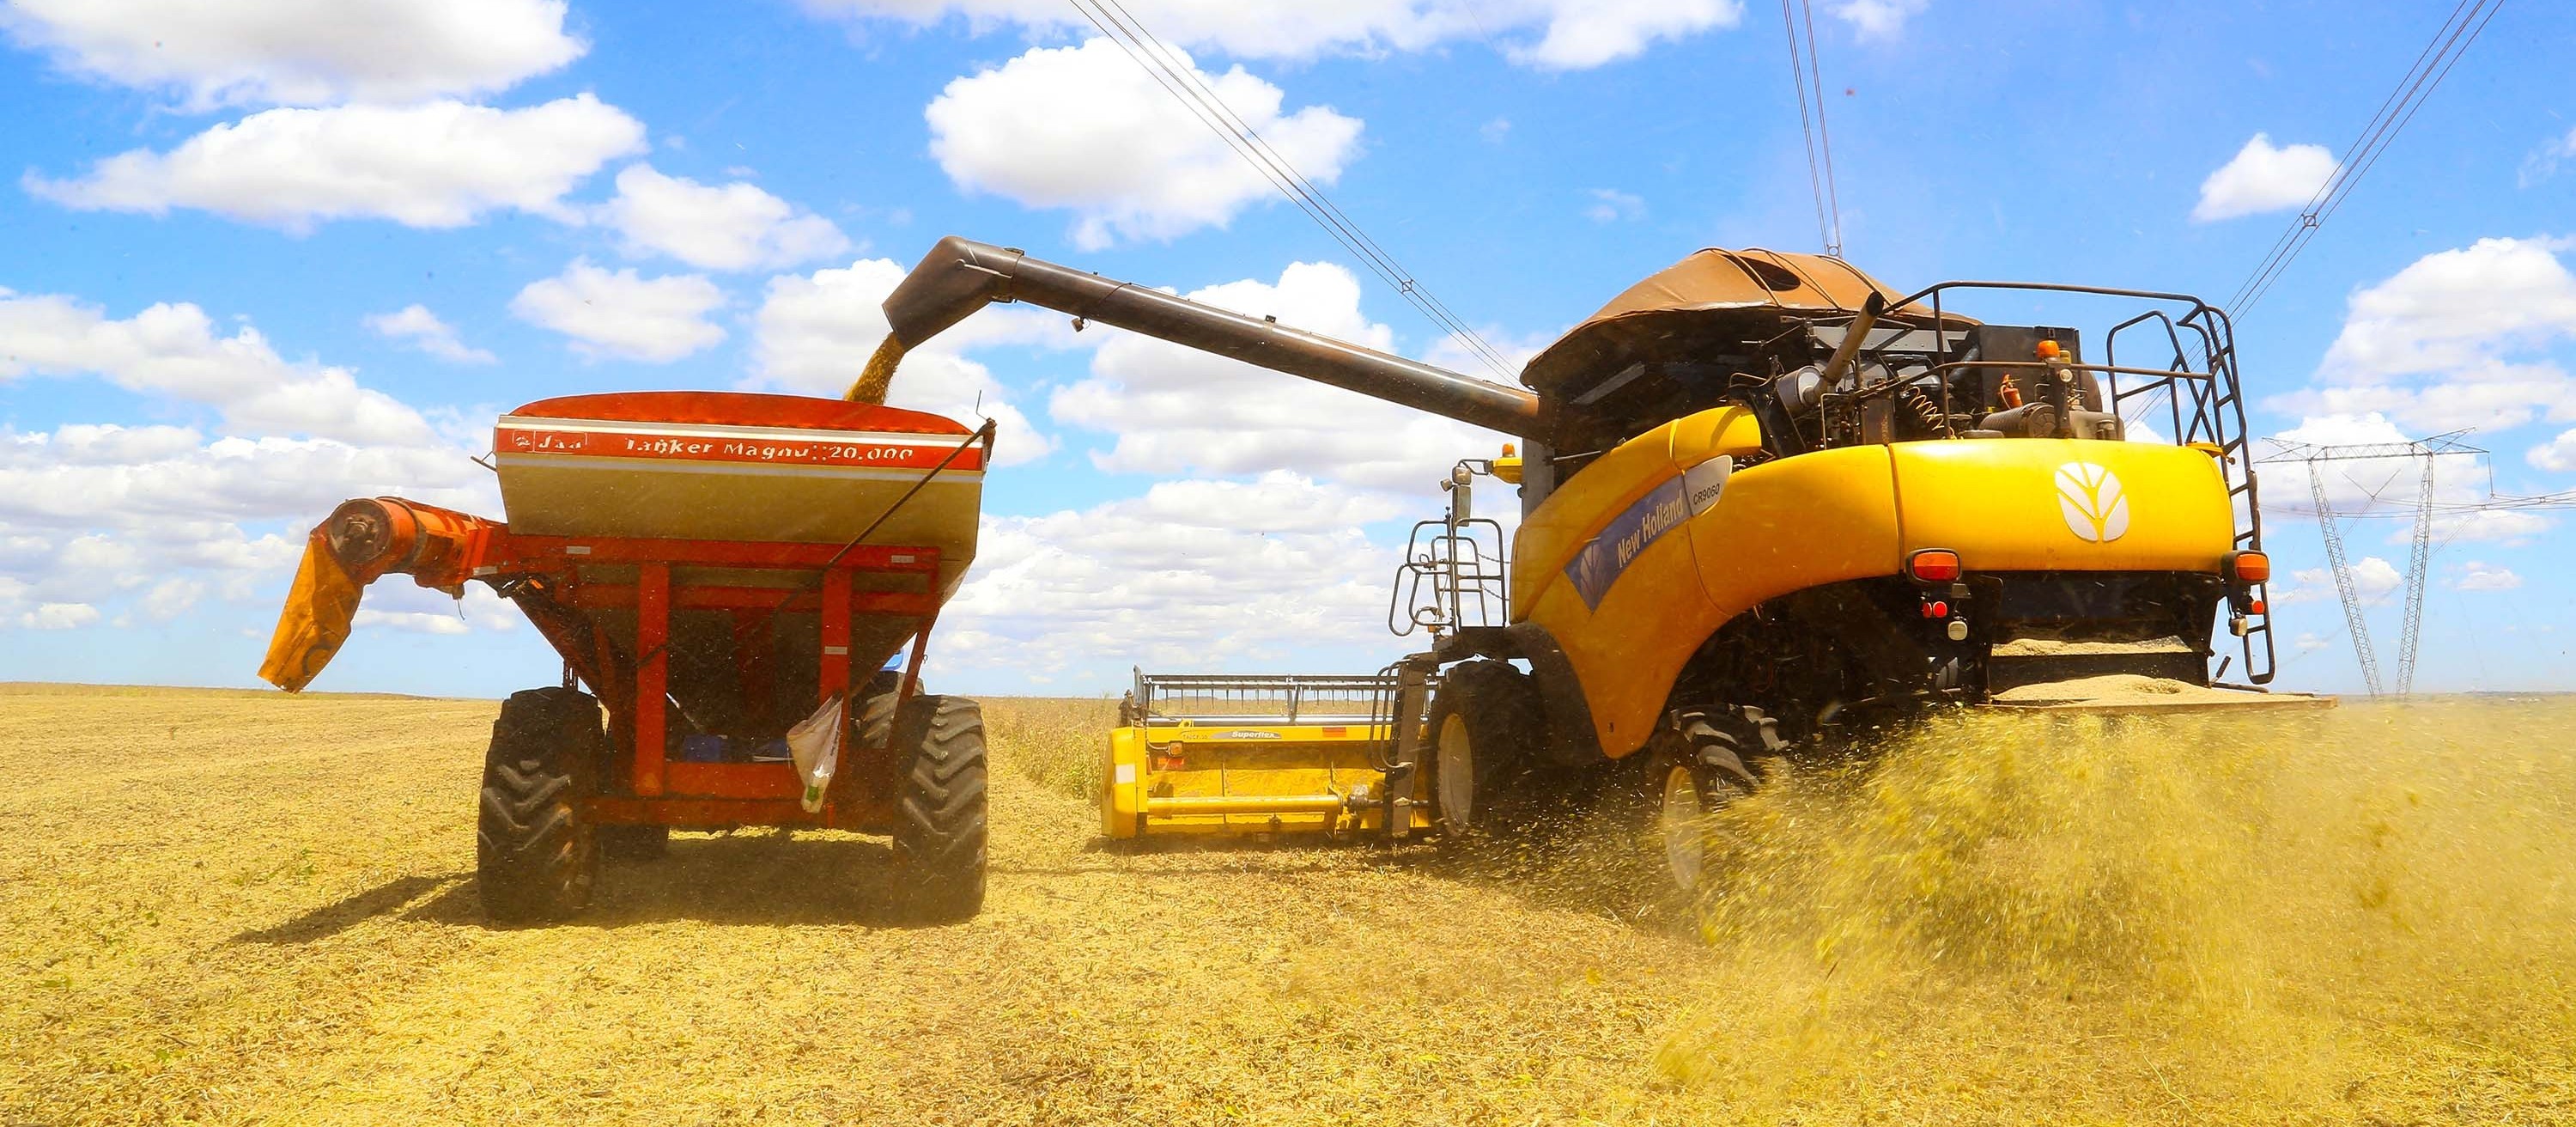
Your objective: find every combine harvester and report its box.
[872,237,2324,882]
[259,392,993,923]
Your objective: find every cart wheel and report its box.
[890,694,988,923]
[598,825,669,862]
[477,686,604,923]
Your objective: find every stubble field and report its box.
[2,683,2570,1125]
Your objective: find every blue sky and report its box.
[2,0,2571,698]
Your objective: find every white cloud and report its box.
[1827,0,1927,39]
[809,0,1741,70]
[352,583,518,635]
[2192,133,2336,222]
[2276,556,2403,606]
[2453,561,2523,591]
[748,259,1059,464]
[598,164,851,271]
[509,259,726,363]
[2518,126,2576,188]
[2529,427,2576,472]
[141,577,206,621]
[18,602,100,630]
[0,283,495,636]
[2269,238,2576,436]
[0,289,438,445]
[924,38,1363,248]
[0,0,584,108]
[364,304,496,365]
[938,473,1402,679]
[1584,188,1645,223]
[25,95,647,232]
[1048,260,1511,491]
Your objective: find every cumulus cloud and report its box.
[18,602,100,630]
[24,95,647,232]
[925,39,1362,247]
[364,305,496,365]
[0,0,584,108]
[0,289,438,445]
[2275,556,2403,606]
[1048,260,1511,491]
[2268,238,2576,436]
[1828,0,1928,39]
[938,473,1404,680]
[2452,560,2523,591]
[809,0,1741,70]
[2192,133,2336,222]
[509,259,726,363]
[597,164,851,271]
[749,258,1060,463]
[0,277,506,637]
[2529,427,2576,472]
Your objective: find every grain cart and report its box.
[872,236,2321,888]
[258,392,993,922]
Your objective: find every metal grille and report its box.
[1130,671,1398,726]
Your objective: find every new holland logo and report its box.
[2055,461,2130,543]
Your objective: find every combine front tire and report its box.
[1427,660,1552,836]
[1646,708,1779,896]
[890,694,988,923]
[477,687,605,923]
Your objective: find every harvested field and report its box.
[3,682,2572,1124]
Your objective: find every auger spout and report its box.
[875,235,1551,438]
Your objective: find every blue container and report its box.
[678,734,730,764]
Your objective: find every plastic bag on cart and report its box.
[786,693,846,813]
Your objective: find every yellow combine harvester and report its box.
[873,237,2323,882]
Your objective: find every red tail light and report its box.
[1908,549,1961,582]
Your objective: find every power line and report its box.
[2226,0,2506,318]
[1777,0,1843,257]
[1063,0,1519,381]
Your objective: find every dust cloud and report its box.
[1649,699,2576,1120]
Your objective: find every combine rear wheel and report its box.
[1427,660,1552,836]
[1646,707,1779,897]
[477,686,605,923]
[890,694,988,923]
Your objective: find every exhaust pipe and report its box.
[872,235,1551,439]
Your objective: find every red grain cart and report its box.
[260,392,993,923]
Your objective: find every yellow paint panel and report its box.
[1511,405,1759,622]
[1892,440,2233,571]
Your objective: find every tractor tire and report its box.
[1426,659,1554,837]
[1642,707,1781,897]
[890,694,988,923]
[477,686,605,923]
[598,825,669,862]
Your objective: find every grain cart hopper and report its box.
[873,236,2319,886]
[258,392,993,923]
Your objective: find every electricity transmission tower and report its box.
[2257,431,2481,697]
